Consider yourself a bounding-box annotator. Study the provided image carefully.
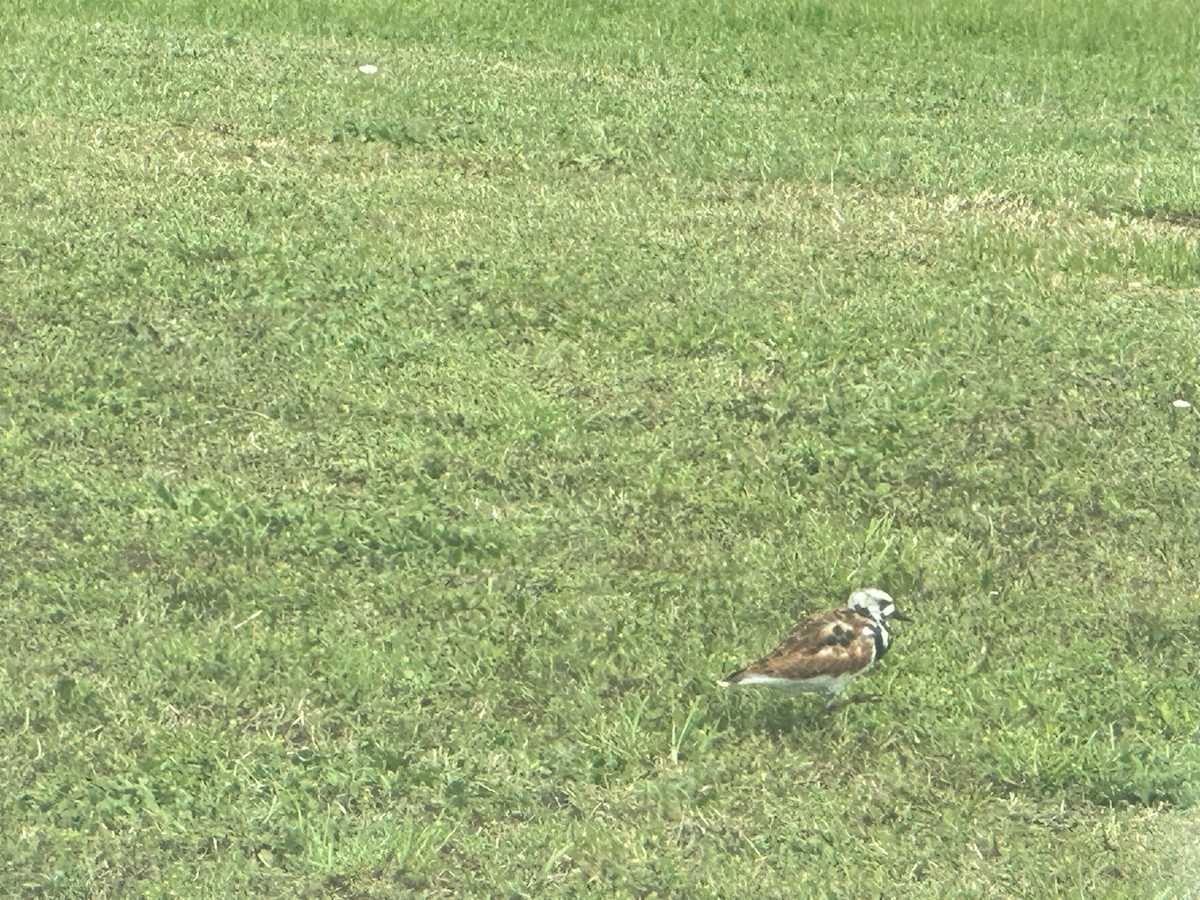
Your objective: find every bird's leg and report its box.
[824,693,880,713]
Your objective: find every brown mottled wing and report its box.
[736,609,876,680]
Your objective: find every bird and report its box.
[718,588,908,709]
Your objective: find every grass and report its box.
[1,0,1198,896]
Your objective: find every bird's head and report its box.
[847,588,908,624]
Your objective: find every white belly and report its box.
[729,667,869,696]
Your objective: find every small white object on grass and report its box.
[358,64,378,75]
[1172,399,1192,409]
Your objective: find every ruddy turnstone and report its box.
[718,588,907,708]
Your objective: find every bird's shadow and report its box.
[746,693,879,738]
[758,701,820,737]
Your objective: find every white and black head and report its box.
[846,588,908,625]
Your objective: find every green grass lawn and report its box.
[1,0,1197,896]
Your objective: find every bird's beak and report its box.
[890,611,911,621]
